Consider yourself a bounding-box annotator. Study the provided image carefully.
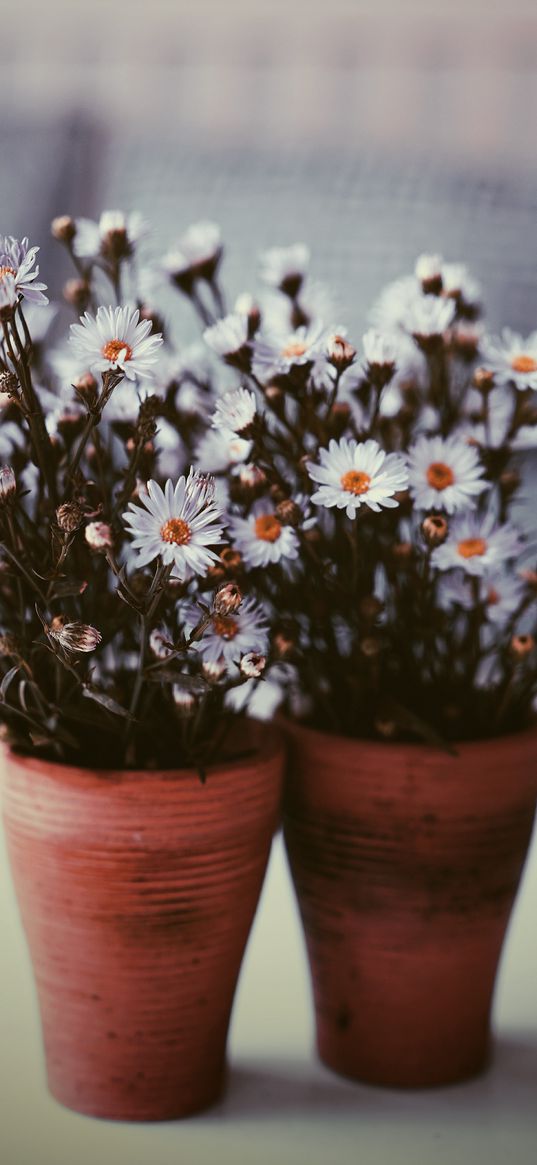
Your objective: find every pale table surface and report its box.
[1,815,537,1165]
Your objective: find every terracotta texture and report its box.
[1,722,283,1120]
[283,720,537,1089]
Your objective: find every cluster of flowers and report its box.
[0,215,535,766]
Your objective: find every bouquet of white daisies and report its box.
[0,214,535,762]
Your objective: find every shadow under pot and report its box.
[282,719,537,1089]
[1,720,283,1121]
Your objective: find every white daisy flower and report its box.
[259,243,310,296]
[307,437,408,518]
[431,514,524,576]
[162,221,222,286]
[203,313,250,365]
[439,572,528,626]
[481,329,537,391]
[370,275,422,333]
[183,594,269,668]
[440,262,481,309]
[123,470,224,580]
[69,305,163,381]
[194,428,251,474]
[404,294,455,340]
[252,321,327,382]
[457,385,513,450]
[0,236,48,305]
[362,328,398,370]
[229,498,300,569]
[212,387,256,435]
[415,253,443,287]
[73,210,148,261]
[408,434,489,513]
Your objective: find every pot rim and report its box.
[281,713,537,759]
[2,717,283,784]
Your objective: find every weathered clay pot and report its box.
[1,721,283,1120]
[283,720,537,1089]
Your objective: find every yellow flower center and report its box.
[212,614,239,640]
[511,354,537,374]
[282,341,307,359]
[341,470,371,496]
[0,265,16,280]
[101,338,133,362]
[426,461,455,490]
[254,514,282,542]
[160,518,192,546]
[457,537,487,559]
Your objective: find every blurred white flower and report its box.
[408,434,489,514]
[482,328,537,392]
[431,515,524,576]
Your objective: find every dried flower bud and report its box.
[0,465,16,506]
[328,400,352,437]
[204,563,227,586]
[510,634,535,660]
[0,370,20,400]
[73,372,99,409]
[360,636,381,658]
[240,652,266,679]
[51,215,76,244]
[85,521,113,552]
[214,582,242,616]
[422,514,449,547]
[49,616,102,654]
[264,384,285,411]
[472,367,495,394]
[327,333,356,372]
[56,501,83,532]
[275,499,302,527]
[64,278,91,313]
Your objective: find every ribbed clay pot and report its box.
[1,721,283,1120]
[283,720,537,1089]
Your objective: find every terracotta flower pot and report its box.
[283,720,537,1089]
[1,721,283,1120]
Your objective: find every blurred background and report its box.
[2,0,537,329]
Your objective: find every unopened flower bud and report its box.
[0,465,16,505]
[73,372,99,409]
[220,547,243,574]
[202,659,227,682]
[422,514,449,547]
[64,278,91,313]
[328,400,352,437]
[499,470,520,499]
[360,636,381,658]
[415,252,443,295]
[392,541,413,564]
[172,685,197,716]
[56,501,83,532]
[374,716,397,739]
[51,215,76,244]
[472,367,495,394]
[359,595,384,622]
[520,569,537,592]
[85,521,114,552]
[0,633,19,657]
[49,616,102,653]
[240,652,266,679]
[275,499,302,527]
[274,628,297,659]
[327,333,356,372]
[214,582,242,616]
[510,634,535,660]
[264,384,285,411]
